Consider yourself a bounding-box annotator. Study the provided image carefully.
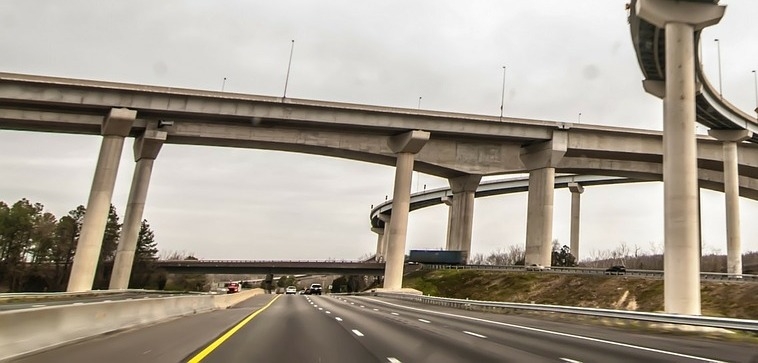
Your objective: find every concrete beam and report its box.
[447,175,481,257]
[568,182,584,261]
[388,130,431,154]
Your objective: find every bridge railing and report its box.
[365,292,758,332]
[156,259,375,264]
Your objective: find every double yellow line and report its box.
[188,294,281,362]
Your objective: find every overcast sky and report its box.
[1,1,757,261]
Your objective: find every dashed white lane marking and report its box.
[365,298,727,363]
[326,311,331,314]
[360,305,365,308]
[559,358,583,363]
[418,319,431,324]
[391,312,399,316]
[335,317,343,322]
[372,308,379,311]
[318,308,323,311]
[387,358,402,363]
[32,304,46,308]
[463,331,487,339]
[352,329,364,337]
[350,302,354,305]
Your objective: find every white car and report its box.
[525,264,550,271]
[285,286,297,294]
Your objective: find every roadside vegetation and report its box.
[404,243,758,320]
[0,198,205,292]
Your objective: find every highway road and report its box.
[10,294,758,363]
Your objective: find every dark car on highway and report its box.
[605,265,626,275]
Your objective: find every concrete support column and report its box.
[378,214,391,261]
[662,21,701,316]
[708,129,752,276]
[442,196,454,250]
[568,182,584,261]
[637,0,724,316]
[447,175,482,259]
[67,108,136,292]
[520,132,567,267]
[109,130,167,290]
[384,130,430,290]
[371,227,385,262]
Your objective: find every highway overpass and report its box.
[154,260,387,275]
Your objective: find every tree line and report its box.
[0,198,161,292]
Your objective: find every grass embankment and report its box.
[403,270,758,319]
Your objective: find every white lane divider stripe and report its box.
[318,308,323,311]
[463,331,487,339]
[32,304,46,308]
[387,358,402,363]
[360,305,365,308]
[335,317,343,321]
[352,329,364,337]
[391,312,399,316]
[364,298,727,363]
[373,308,379,311]
[326,311,331,314]
[559,358,583,363]
[418,319,431,323]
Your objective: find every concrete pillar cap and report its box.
[519,131,567,170]
[635,0,725,30]
[102,108,136,137]
[133,130,168,161]
[568,182,584,194]
[708,129,753,143]
[388,130,430,154]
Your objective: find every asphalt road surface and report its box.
[11,294,758,363]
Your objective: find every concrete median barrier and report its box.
[0,289,263,361]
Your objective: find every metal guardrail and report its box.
[369,292,758,332]
[422,264,758,282]
[160,259,368,264]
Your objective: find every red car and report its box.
[226,282,240,293]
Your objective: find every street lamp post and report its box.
[714,39,723,99]
[500,66,506,121]
[752,70,757,116]
[578,112,582,124]
[418,96,422,109]
[283,40,295,99]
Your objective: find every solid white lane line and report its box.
[560,358,583,363]
[72,302,83,305]
[391,312,400,316]
[387,358,402,363]
[32,304,46,308]
[364,298,727,363]
[352,329,364,337]
[335,317,343,322]
[463,331,487,339]
[103,300,111,302]
[418,319,431,324]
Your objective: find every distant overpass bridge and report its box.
[154,260,387,275]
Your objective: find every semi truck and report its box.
[407,250,467,265]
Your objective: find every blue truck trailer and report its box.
[408,250,467,265]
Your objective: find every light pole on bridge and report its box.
[714,38,723,99]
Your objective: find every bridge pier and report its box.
[520,131,567,267]
[446,175,481,259]
[636,0,725,315]
[383,131,430,290]
[708,129,752,277]
[67,108,135,292]
[371,227,385,262]
[109,129,167,290]
[377,214,391,261]
[442,196,454,250]
[568,182,584,261]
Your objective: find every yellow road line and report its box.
[188,294,281,363]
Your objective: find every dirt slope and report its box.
[403,270,758,319]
